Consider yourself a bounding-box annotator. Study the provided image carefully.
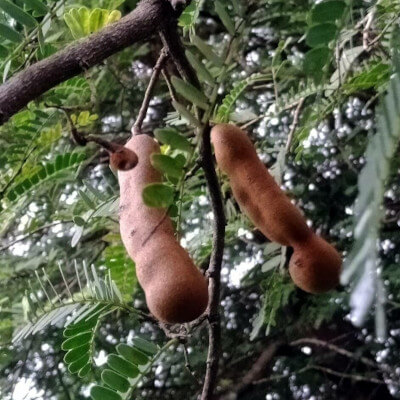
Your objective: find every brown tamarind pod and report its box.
[118,134,208,323]
[109,147,139,171]
[88,137,139,171]
[289,235,341,294]
[211,123,311,246]
[211,123,341,294]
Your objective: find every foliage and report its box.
[1,0,400,399]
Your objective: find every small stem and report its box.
[162,69,178,102]
[285,98,305,154]
[133,48,169,134]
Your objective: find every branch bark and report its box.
[200,125,226,400]
[0,0,174,126]
[159,21,226,400]
[218,340,285,400]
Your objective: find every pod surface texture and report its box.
[119,134,208,323]
[211,124,341,294]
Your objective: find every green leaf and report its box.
[192,35,223,66]
[64,343,90,364]
[0,23,22,42]
[311,0,346,24]
[6,190,17,201]
[261,255,281,272]
[174,154,186,169]
[172,101,202,127]
[55,154,63,171]
[63,319,97,337]
[101,369,130,393]
[151,154,183,179]
[171,76,209,110]
[89,8,107,32]
[216,73,269,123]
[306,23,337,47]
[0,44,7,56]
[185,50,214,85]
[64,10,85,39]
[154,128,192,153]
[22,0,49,15]
[142,183,174,208]
[131,337,158,355]
[79,189,96,209]
[0,0,37,27]
[73,216,86,227]
[106,9,121,25]
[91,385,122,400]
[215,0,235,35]
[303,47,330,78]
[61,331,92,350]
[78,363,91,377]
[108,354,140,377]
[117,343,149,365]
[68,353,90,374]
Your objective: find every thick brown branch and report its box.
[0,0,172,126]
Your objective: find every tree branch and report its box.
[159,16,226,399]
[133,47,169,133]
[218,340,285,399]
[0,0,174,126]
[290,337,392,373]
[159,25,201,88]
[200,124,226,400]
[285,98,305,154]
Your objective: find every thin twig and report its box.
[307,365,386,385]
[0,144,37,199]
[182,342,202,385]
[252,365,387,386]
[200,124,226,400]
[290,338,392,373]
[162,68,178,103]
[285,98,305,154]
[133,47,169,134]
[0,221,69,252]
[363,10,375,50]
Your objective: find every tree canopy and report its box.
[1,0,400,399]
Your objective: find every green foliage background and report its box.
[1,0,400,399]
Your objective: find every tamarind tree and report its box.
[1,0,400,399]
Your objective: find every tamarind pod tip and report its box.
[110,147,139,171]
[289,235,342,294]
[211,123,311,246]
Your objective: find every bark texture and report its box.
[0,0,174,125]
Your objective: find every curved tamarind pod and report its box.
[211,123,341,294]
[118,134,208,323]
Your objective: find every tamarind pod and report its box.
[211,123,312,246]
[211,124,342,293]
[118,134,208,323]
[289,235,342,294]
[109,146,139,171]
